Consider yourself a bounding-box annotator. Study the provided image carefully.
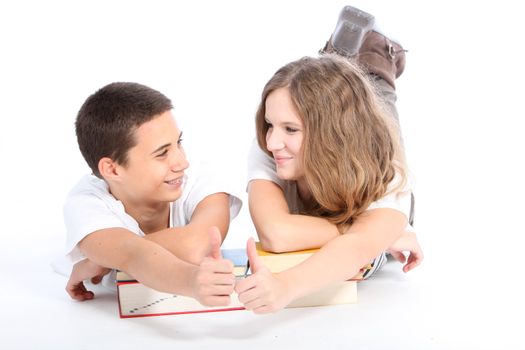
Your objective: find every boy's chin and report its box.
[162,189,183,202]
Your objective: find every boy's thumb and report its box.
[246,237,263,273]
[206,226,223,259]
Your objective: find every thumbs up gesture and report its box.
[191,226,235,306]
[234,238,292,314]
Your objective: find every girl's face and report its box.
[264,87,304,181]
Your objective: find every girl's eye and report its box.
[286,126,298,133]
[157,149,168,157]
[177,138,183,146]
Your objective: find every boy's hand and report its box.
[191,226,235,306]
[387,230,424,272]
[66,259,111,301]
[235,237,292,314]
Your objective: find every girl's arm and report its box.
[250,179,423,270]
[387,230,424,272]
[248,179,340,252]
[235,208,406,313]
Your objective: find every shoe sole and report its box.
[327,6,376,57]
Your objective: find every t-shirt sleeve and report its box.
[246,138,285,190]
[181,164,243,224]
[366,172,415,232]
[367,190,412,218]
[63,192,128,264]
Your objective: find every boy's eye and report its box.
[157,149,168,157]
[177,138,183,145]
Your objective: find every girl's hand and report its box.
[235,238,293,314]
[387,230,424,272]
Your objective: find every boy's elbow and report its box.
[185,245,208,265]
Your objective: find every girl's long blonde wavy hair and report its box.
[255,54,407,227]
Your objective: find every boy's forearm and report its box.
[144,226,212,265]
[79,229,199,297]
[122,239,199,297]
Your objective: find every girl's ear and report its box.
[98,157,121,180]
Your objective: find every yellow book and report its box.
[255,242,366,280]
[254,242,358,307]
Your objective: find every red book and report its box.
[116,249,248,318]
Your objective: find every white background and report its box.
[1,0,524,349]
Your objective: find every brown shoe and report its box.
[356,31,407,89]
[320,6,407,89]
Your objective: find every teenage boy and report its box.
[62,82,241,307]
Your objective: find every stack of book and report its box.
[116,245,362,318]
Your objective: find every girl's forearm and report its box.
[276,233,376,301]
[258,213,340,252]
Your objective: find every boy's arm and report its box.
[143,192,231,265]
[66,259,111,301]
[248,179,340,252]
[66,192,231,300]
[75,226,234,305]
[236,208,406,313]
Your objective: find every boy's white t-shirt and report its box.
[56,163,242,283]
[247,139,413,225]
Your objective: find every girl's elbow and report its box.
[256,224,289,253]
[258,237,286,253]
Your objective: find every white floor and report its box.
[1,1,524,349]
[1,229,522,349]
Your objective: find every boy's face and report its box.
[116,111,189,205]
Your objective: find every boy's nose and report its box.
[170,147,189,172]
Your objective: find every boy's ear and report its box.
[98,157,121,180]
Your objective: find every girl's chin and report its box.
[276,170,297,181]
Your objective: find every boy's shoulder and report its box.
[67,174,111,200]
[64,174,125,217]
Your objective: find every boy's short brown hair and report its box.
[76,82,173,177]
